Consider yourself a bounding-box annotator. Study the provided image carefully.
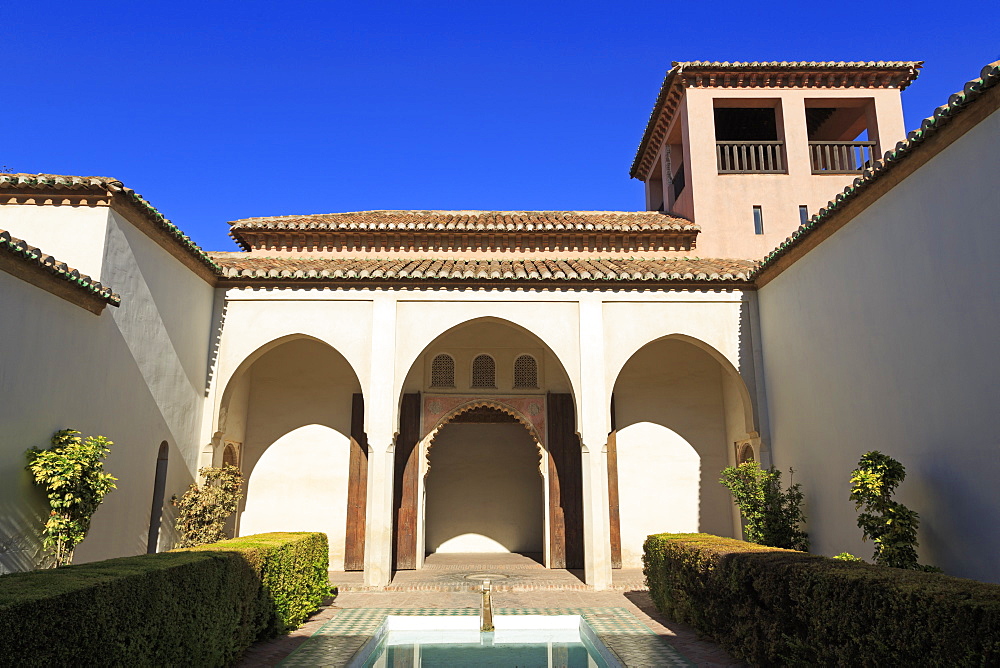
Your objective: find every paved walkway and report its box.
[331,552,648,592]
[237,553,741,667]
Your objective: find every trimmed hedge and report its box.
[0,532,330,667]
[644,533,1000,666]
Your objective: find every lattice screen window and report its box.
[513,354,538,388]
[470,354,496,388]
[430,354,456,388]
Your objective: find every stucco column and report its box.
[363,295,398,588]
[578,298,613,590]
[783,95,811,178]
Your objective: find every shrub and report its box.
[0,532,330,666]
[643,533,1000,665]
[719,461,808,550]
[173,464,244,547]
[849,451,931,570]
[25,429,118,567]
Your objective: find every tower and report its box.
[631,61,922,259]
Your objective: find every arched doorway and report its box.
[216,335,365,570]
[146,441,169,554]
[394,318,582,571]
[610,335,756,567]
[424,406,544,556]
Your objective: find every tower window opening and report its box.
[714,107,779,141]
[513,355,538,389]
[471,354,497,388]
[714,102,785,173]
[799,205,809,225]
[753,206,764,235]
[672,162,686,200]
[806,99,878,173]
[431,354,456,388]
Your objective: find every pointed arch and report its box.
[610,332,755,566]
[610,332,756,436]
[218,333,364,571]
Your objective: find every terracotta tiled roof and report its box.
[754,59,1000,277]
[0,229,120,305]
[228,210,697,252]
[210,254,756,283]
[230,210,693,231]
[630,60,923,179]
[0,174,220,273]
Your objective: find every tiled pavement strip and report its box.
[237,553,742,667]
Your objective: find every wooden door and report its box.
[546,393,584,569]
[393,393,421,570]
[608,394,622,569]
[343,393,368,571]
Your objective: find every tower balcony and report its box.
[808,140,878,174]
[716,141,786,174]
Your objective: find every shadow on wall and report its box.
[425,422,543,554]
[0,498,45,574]
[917,452,1000,583]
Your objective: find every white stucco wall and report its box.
[0,206,215,571]
[0,204,110,279]
[424,422,544,554]
[616,422,700,563]
[758,107,1000,582]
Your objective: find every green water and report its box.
[362,632,610,667]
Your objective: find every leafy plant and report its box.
[720,460,808,550]
[25,429,118,567]
[172,465,244,548]
[832,551,865,562]
[849,451,933,570]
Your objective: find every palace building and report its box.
[1,60,997,586]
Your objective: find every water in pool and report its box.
[355,615,616,667]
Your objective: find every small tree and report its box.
[720,460,808,551]
[172,465,244,547]
[850,451,927,569]
[25,429,118,567]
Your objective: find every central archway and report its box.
[393,317,583,571]
[423,406,544,555]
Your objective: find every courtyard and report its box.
[239,553,740,667]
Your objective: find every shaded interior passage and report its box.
[425,420,543,554]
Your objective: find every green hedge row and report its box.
[644,533,1000,666]
[0,532,330,667]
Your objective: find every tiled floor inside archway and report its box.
[237,554,742,667]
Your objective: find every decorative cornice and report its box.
[630,60,923,179]
[0,229,120,313]
[753,60,1000,287]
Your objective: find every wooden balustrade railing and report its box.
[809,141,878,174]
[716,141,786,174]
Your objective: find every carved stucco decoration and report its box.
[420,395,546,480]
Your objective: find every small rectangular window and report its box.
[753,206,764,235]
[799,205,809,225]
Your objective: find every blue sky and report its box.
[4,1,997,251]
